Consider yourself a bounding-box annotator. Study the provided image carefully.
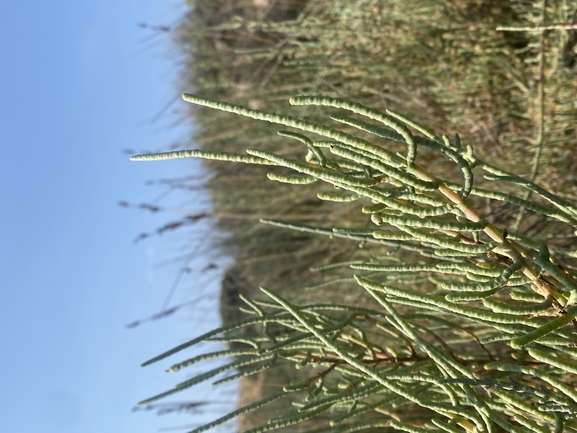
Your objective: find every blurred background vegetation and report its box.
[161,0,577,430]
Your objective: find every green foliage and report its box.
[171,6,577,368]
[133,94,577,432]
[170,6,577,369]
[138,2,577,431]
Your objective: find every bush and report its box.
[133,94,577,433]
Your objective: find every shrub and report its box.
[133,94,577,433]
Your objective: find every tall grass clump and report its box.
[133,94,577,432]
[173,2,577,359]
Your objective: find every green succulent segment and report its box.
[134,95,577,432]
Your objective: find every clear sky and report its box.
[1,1,237,432]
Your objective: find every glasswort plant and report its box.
[132,94,577,433]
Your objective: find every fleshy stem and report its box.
[166,94,565,309]
[409,161,563,308]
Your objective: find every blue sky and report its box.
[1,1,237,432]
